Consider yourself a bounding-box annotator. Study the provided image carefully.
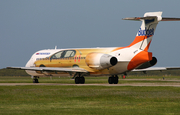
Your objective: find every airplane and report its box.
[7,11,180,84]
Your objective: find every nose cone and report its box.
[127,51,152,70]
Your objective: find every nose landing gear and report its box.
[33,76,39,83]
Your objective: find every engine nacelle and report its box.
[136,57,157,69]
[85,52,118,70]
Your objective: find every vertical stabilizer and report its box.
[124,12,162,51]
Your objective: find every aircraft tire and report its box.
[33,79,39,83]
[80,77,85,84]
[108,77,114,84]
[75,77,85,84]
[75,77,80,84]
[114,75,119,84]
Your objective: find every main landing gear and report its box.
[33,76,39,83]
[74,73,85,84]
[74,73,119,84]
[108,75,119,84]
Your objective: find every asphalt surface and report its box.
[1,82,180,87]
[1,79,180,86]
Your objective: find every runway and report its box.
[1,82,180,87]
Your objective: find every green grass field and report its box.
[1,76,180,115]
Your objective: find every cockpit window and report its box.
[50,50,76,59]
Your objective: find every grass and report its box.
[1,76,180,114]
[0,86,180,115]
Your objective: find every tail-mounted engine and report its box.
[136,57,157,69]
[85,52,118,70]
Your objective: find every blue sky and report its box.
[1,0,180,69]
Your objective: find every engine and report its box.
[136,57,157,69]
[85,52,118,70]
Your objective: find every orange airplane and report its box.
[7,12,180,84]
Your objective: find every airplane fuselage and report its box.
[25,46,152,77]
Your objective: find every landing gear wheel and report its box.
[75,77,85,84]
[108,77,114,84]
[33,79,39,83]
[33,76,39,83]
[114,75,119,84]
[75,77,80,84]
[80,77,85,84]
[74,73,85,84]
[108,75,119,84]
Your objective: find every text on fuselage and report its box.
[138,27,154,36]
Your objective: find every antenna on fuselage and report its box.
[55,46,57,49]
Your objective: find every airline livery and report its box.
[7,12,180,84]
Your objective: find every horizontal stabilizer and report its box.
[123,17,180,21]
[122,16,158,21]
[161,17,180,21]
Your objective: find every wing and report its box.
[6,67,88,73]
[133,67,180,72]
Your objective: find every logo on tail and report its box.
[138,27,154,36]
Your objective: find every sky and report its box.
[1,0,180,69]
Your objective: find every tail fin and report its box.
[124,12,180,51]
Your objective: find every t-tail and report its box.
[124,11,180,51]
